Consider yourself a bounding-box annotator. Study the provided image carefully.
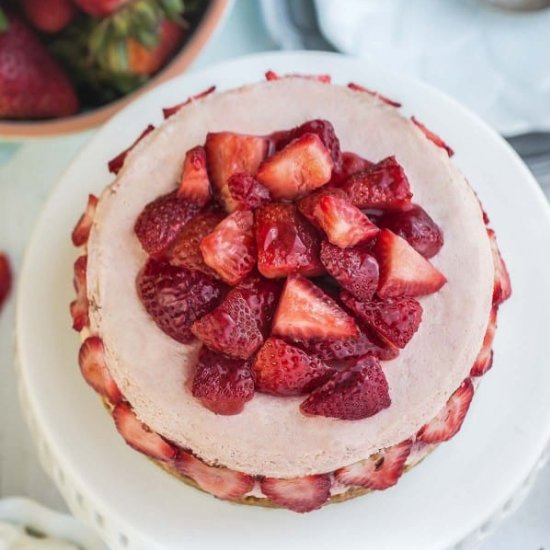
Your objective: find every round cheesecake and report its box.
[71,76,511,511]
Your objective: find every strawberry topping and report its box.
[255,202,324,278]
[227,172,271,209]
[417,378,474,443]
[487,228,512,306]
[335,439,413,490]
[78,336,122,404]
[257,133,333,200]
[341,291,423,349]
[470,306,498,377]
[320,241,379,301]
[137,258,225,344]
[108,124,155,174]
[200,210,256,285]
[162,85,216,119]
[371,204,443,259]
[72,194,98,247]
[191,347,255,415]
[301,355,391,420]
[340,156,412,209]
[331,151,374,185]
[411,117,454,157]
[134,190,200,257]
[0,253,12,314]
[375,229,447,298]
[205,132,268,212]
[260,474,331,513]
[347,82,402,108]
[253,337,334,396]
[298,186,347,225]
[70,255,89,332]
[174,450,254,499]
[113,402,176,461]
[178,146,210,206]
[272,274,359,342]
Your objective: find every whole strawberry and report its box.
[0,11,79,119]
[21,0,76,33]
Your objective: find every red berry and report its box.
[227,173,271,209]
[72,194,98,247]
[487,228,512,306]
[108,125,155,175]
[470,306,498,377]
[347,82,401,108]
[331,151,374,185]
[298,186,347,225]
[411,117,454,157]
[22,0,76,33]
[70,255,88,332]
[260,474,331,513]
[177,146,210,206]
[0,253,12,314]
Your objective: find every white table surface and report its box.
[0,1,548,548]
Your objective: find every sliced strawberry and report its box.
[167,210,225,276]
[331,151,374,185]
[108,124,155,174]
[0,253,12,314]
[205,132,268,212]
[255,202,324,278]
[260,474,331,513]
[335,439,413,490]
[375,229,446,298]
[371,204,443,259]
[265,71,331,83]
[253,337,334,396]
[273,119,342,169]
[341,291,423,349]
[411,117,454,157]
[272,274,359,342]
[177,146,210,206]
[301,355,391,420]
[347,82,401,108]
[487,229,512,306]
[134,191,200,257]
[227,172,271,209]
[113,402,176,462]
[340,156,412,209]
[70,255,88,332]
[174,450,254,499]
[257,133,333,200]
[320,241,379,301]
[470,306,498,377]
[162,85,216,119]
[191,347,255,415]
[78,336,122,404]
[417,378,474,443]
[297,186,347,225]
[200,210,256,285]
[71,194,98,247]
[137,258,225,344]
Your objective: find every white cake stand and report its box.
[15,52,550,550]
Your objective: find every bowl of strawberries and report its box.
[0,0,230,138]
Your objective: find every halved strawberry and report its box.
[470,306,498,377]
[260,474,331,513]
[200,210,256,285]
[253,337,334,396]
[71,194,98,247]
[0,253,12,314]
[335,439,413,490]
[191,347,255,415]
[375,229,446,298]
[174,450,254,499]
[108,124,155,174]
[417,378,474,443]
[227,172,271,209]
[255,202,324,278]
[205,132,268,212]
[167,210,225,276]
[371,204,443,259]
[411,117,454,157]
[70,255,88,332]
[162,85,216,119]
[272,274,359,342]
[256,133,333,200]
[177,146,210,206]
[487,229,512,306]
[320,241,379,301]
[78,336,122,404]
[331,151,373,185]
[301,355,391,420]
[134,191,200,257]
[113,402,176,461]
[273,119,342,169]
[265,71,331,83]
[341,291,423,349]
[347,82,401,108]
[137,258,225,344]
[340,156,412,209]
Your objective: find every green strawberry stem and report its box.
[0,7,8,32]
